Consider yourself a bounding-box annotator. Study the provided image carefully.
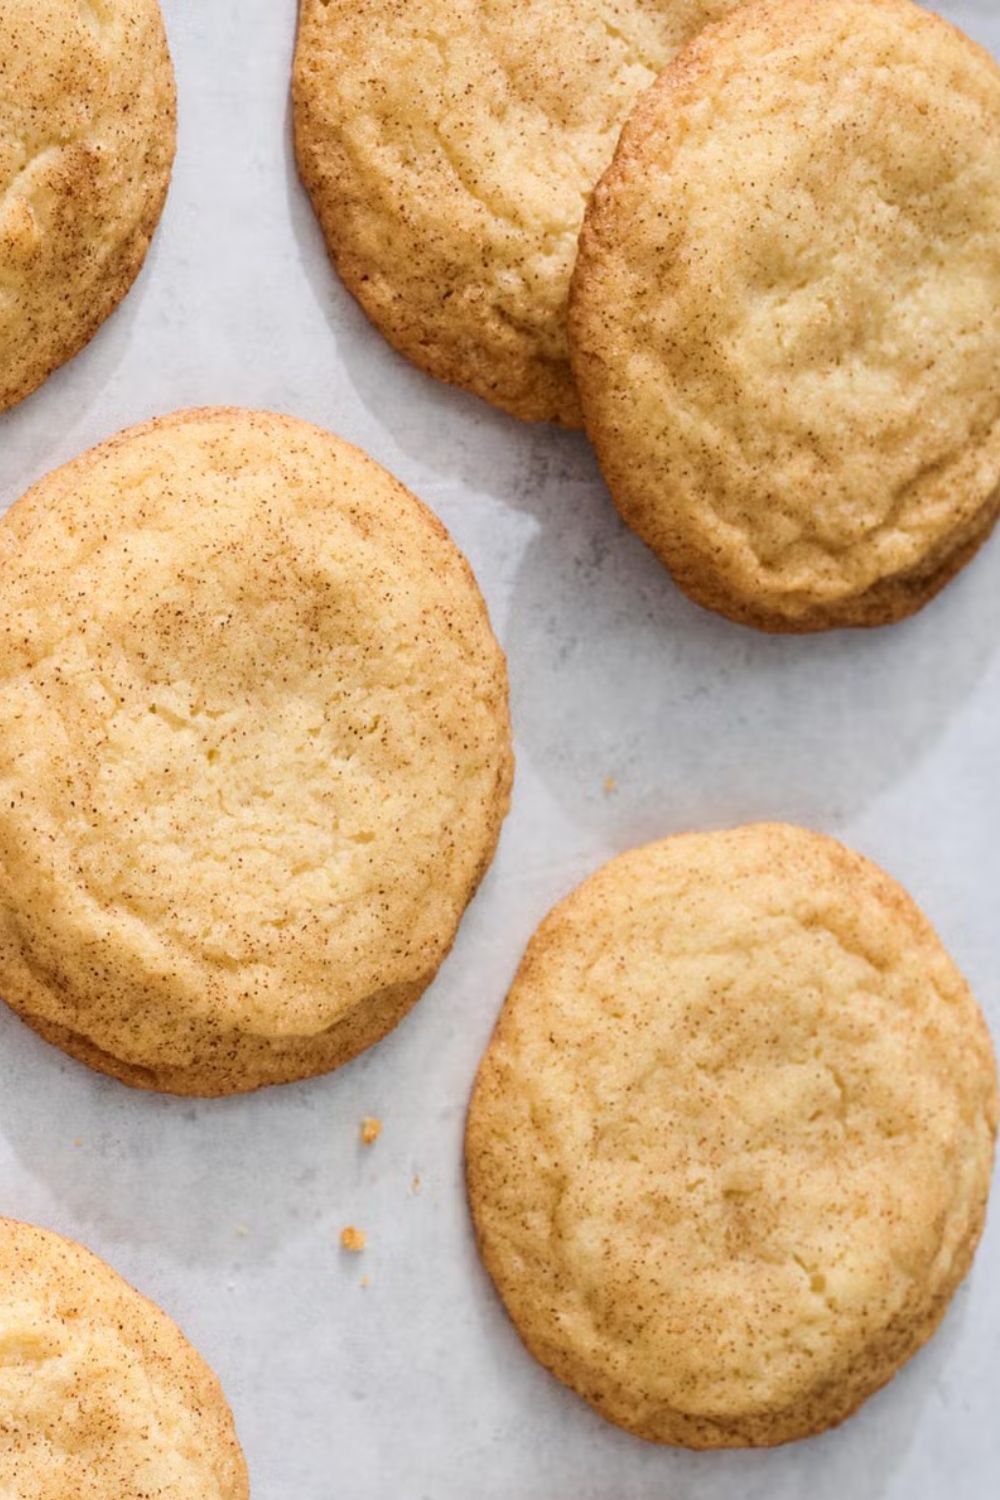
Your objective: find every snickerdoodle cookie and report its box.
[0,408,512,1094]
[0,0,175,413]
[292,2,742,424]
[570,0,1000,629]
[0,1217,247,1497]
[467,824,998,1446]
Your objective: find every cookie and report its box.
[292,2,742,425]
[0,407,513,1095]
[0,0,175,414]
[466,824,998,1447]
[570,0,1000,630]
[0,1217,247,1497]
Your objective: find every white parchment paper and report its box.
[1,3,998,1496]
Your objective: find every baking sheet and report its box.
[1,2,999,1495]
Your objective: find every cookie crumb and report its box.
[72,1137,84,1148]
[360,1116,382,1146]
[360,1275,371,1289]
[235,1225,249,1239]
[340,1226,367,1253]
[603,775,618,796]
[410,1174,422,1195]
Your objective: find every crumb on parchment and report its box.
[341,1226,367,1253]
[603,775,617,795]
[360,1116,382,1145]
[411,1174,422,1195]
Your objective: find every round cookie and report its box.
[0,0,175,414]
[570,0,1000,630]
[292,1,743,425]
[466,824,998,1448]
[0,1217,247,1497]
[0,407,513,1095]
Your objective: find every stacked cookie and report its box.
[293,0,745,426]
[296,0,1000,632]
[0,0,998,1485]
[570,0,1000,629]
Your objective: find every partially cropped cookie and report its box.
[467,824,998,1447]
[0,0,175,413]
[570,0,1000,629]
[292,2,742,425]
[0,408,512,1095]
[0,1218,247,1497]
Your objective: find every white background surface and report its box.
[1,2,998,1496]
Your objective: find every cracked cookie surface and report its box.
[0,408,513,1095]
[570,0,1000,628]
[466,823,998,1447]
[0,1217,247,1498]
[292,1,742,425]
[0,0,175,412]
